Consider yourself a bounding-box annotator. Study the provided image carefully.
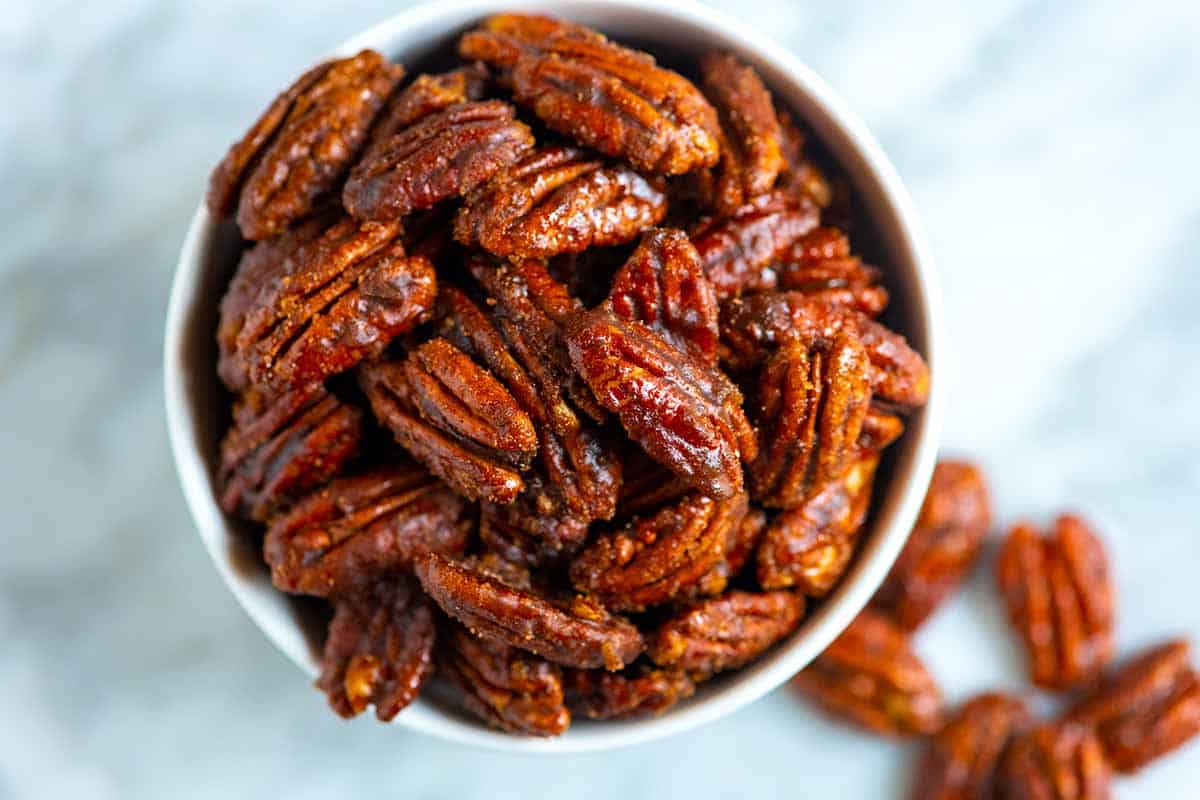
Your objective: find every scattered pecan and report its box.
[793,609,943,736]
[873,460,992,630]
[317,575,435,721]
[909,692,1031,800]
[208,50,403,240]
[414,552,644,670]
[459,13,720,175]
[217,383,363,522]
[565,664,695,720]
[263,464,472,598]
[775,226,889,316]
[363,63,490,153]
[1067,639,1200,773]
[648,589,805,680]
[775,109,832,208]
[996,515,1115,691]
[1000,722,1113,800]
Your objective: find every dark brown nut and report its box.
[364,63,490,153]
[996,514,1115,691]
[793,609,943,736]
[1000,722,1113,800]
[454,147,668,258]
[438,622,570,736]
[756,451,879,593]
[690,192,820,300]
[343,100,534,222]
[608,228,720,363]
[263,464,472,598]
[208,50,404,240]
[720,292,931,408]
[565,664,695,720]
[459,14,720,175]
[748,330,871,509]
[569,492,748,612]
[699,51,785,214]
[566,307,755,499]
[775,109,832,208]
[909,692,1031,800]
[218,383,363,523]
[776,227,889,316]
[859,406,905,451]
[317,576,435,721]
[648,589,805,680]
[873,460,992,631]
[414,552,644,670]
[1067,639,1200,773]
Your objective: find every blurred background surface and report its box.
[2,0,1198,796]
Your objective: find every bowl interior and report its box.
[165,0,941,753]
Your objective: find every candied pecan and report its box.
[690,192,819,299]
[1067,639,1200,773]
[910,692,1031,800]
[775,227,889,316]
[343,100,533,222]
[459,14,720,175]
[608,228,720,363]
[364,63,490,153]
[438,622,570,736]
[1000,722,1113,800]
[720,292,930,408]
[569,492,747,612]
[414,552,643,670]
[699,52,785,214]
[566,307,754,499]
[648,589,804,680]
[317,576,435,721]
[860,406,905,451]
[208,50,403,240]
[793,609,943,736]
[775,109,832,208]
[263,464,472,598]
[454,147,667,258]
[997,515,1115,691]
[756,451,879,593]
[565,664,695,720]
[218,383,363,522]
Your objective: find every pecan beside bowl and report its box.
[163,0,941,752]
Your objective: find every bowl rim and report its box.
[164,0,943,753]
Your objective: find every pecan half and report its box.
[648,589,805,680]
[317,576,435,721]
[459,14,720,175]
[565,664,695,720]
[873,460,992,630]
[208,50,403,240]
[414,552,644,670]
[263,464,472,597]
[793,609,943,736]
[909,692,1031,800]
[363,63,490,153]
[1067,639,1200,773]
[776,226,889,316]
[218,384,363,522]
[1000,722,1113,800]
[996,514,1115,691]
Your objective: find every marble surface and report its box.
[2,0,1198,796]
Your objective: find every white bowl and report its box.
[164,0,943,753]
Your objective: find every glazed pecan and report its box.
[873,460,991,630]
[1067,639,1200,773]
[775,109,832,208]
[776,227,889,316]
[565,664,695,720]
[1000,722,1113,800]
[208,50,403,240]
[343,100,534,221]
[459,14,720,175]
[566,307,754,499]
[569,492,748,612]
[363,63,490,153]
[218,383,363,523]
[438,622,570,736]
[690,191,819,299]
[317,576,435,721]
[699,51,785,214]
[997,515,1115,691]
[910,692,1031,800]
[263,464,472,598]
[454,147,667,258]
[608,228,720,363]
[414,552,644,670]
[793,609,943,736]
[648,589,805,680]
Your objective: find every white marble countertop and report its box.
[2,0,1198,796]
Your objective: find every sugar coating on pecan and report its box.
[565,664,695,720]
[909,692,1031,800]
[1000,722,1113,800]
[776,227,889,316]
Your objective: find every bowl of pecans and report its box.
[164,0,942,751]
